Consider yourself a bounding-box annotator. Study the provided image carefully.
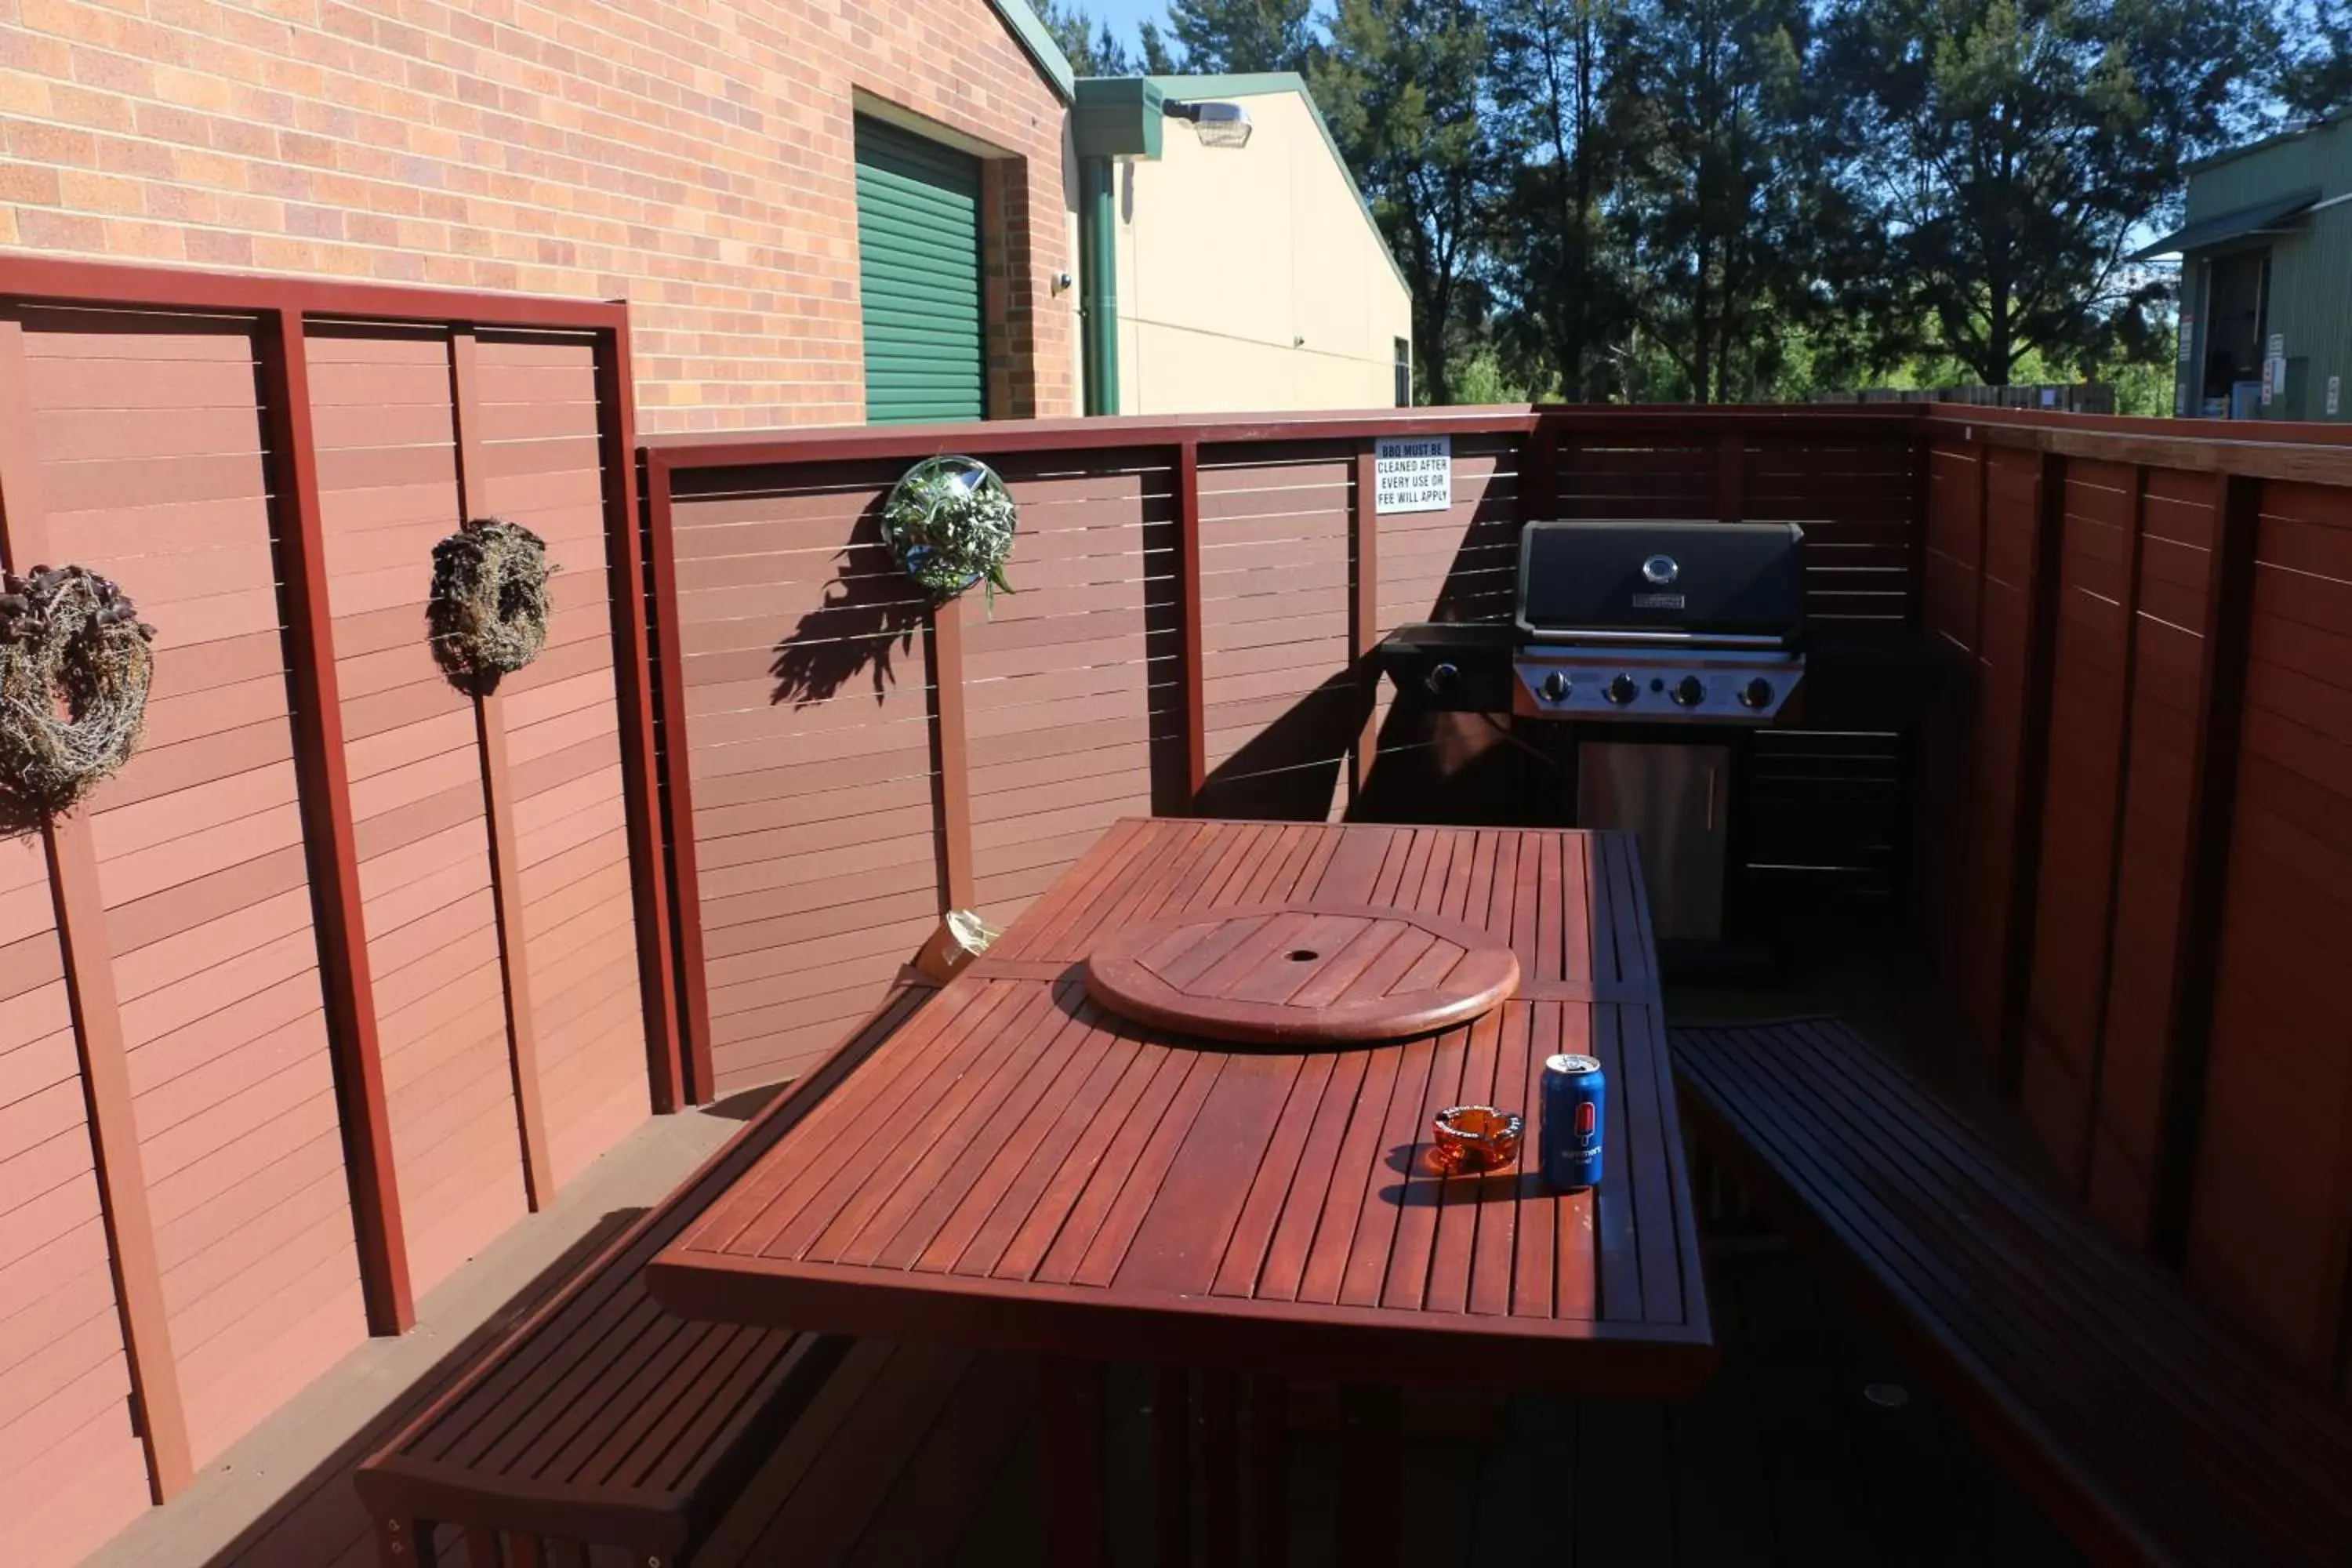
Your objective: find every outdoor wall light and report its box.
[1163,100,1253,150]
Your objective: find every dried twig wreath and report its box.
[428,517,555,685]
[879,456,1018,608]
[0,564,155,818]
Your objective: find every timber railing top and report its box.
[637,403,1932,468]
[641,401,2352,489]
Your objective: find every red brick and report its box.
[70,43,152,96]
[93,132,174,179]
[57,167,143,214]
[0,0,1078,429]
[44,78,136,131]
[282,202,343,238]
[182,226,253,264]
[0,160,62,204]
[6,118,96,165]
[131,99,209,146]
[16,207,107,249]
[276,130,336,167]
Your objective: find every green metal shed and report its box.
[2140,110,2352,422]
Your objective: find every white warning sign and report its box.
[1374,436,1453,514]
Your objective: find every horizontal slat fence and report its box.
[0,259,676,1567]
[1910,406,2352,1398]
[643,409,1926,1094]
[645,416,1545,1094]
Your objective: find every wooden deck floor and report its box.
[186,1237,2078,1567]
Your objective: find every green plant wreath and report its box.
[880,456,1018,608]
[0,564,156,818]
[429,517,555,683]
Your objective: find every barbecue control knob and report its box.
[1739,677,1774,710]
[1426,662,1460,696]
[1671,675,1705,707]
[1541,670,1570,702]
[1606,673,1639,705]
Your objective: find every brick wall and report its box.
[0,0,1079,430]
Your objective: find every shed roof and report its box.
[2129,187,2322,260]
[2184,106,2352,177]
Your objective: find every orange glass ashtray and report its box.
[1431,1105,1524,1173]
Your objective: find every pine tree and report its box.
[1486,0,1632,400]
[1609,0,1818,402]
[1309,0,1500,401]
[1137,20,1181,74]
[1166,0,1316,73]
[2278,0,2352,116]
[1821,0,2274,384]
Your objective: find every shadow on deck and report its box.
[181,1242,2082,1567]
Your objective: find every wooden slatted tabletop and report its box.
[648,818,1714,1396]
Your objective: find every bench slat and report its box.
[1733,1020,2350,1494]
[1674,1018,2352,1568]
[1761,1019,2352,1468]
[358,982,931,1559]
[1682,1033,2227,1563]
[1684,1027,2344,1563]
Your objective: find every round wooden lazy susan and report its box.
[1083,902,1519,1046]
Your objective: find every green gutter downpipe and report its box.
[1080,154,1119,416]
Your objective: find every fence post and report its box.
[1957,431,1999,1068]
[641,454,715,1104]
[1350,441,1380,804]
[1994,450,2069,1099]
[2151,469,2262,1266]
[262,307,415,1334]
[1178,441,1206,806]
[0,318,194,1498]
[592,318,686,1115]
[927,589,976,911]
[1523,419,1558,524]
[448,328,556,1203]
[1906,424,1933,630]
[2078,464,2151,1193]
[1715,430,1745,521]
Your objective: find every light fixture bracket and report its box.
[1163,99,1254,150]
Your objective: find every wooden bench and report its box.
[357,983,934,1568]
[1671,1018,2352,1568]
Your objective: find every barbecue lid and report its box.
[1515,519,1805,640]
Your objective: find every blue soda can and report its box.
[1541,1053,1606,1189]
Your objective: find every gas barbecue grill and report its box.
[1374,518,1811,949]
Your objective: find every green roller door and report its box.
[855,116,986,423]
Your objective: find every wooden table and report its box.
[648,818,1715,1562]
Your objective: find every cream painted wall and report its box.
[1111,89,1412,413]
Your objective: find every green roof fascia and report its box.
[1120,71,1410,296]
[1073,78,1165,159]
[989,0,1076,102]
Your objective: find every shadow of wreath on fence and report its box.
[768,502,931,710]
